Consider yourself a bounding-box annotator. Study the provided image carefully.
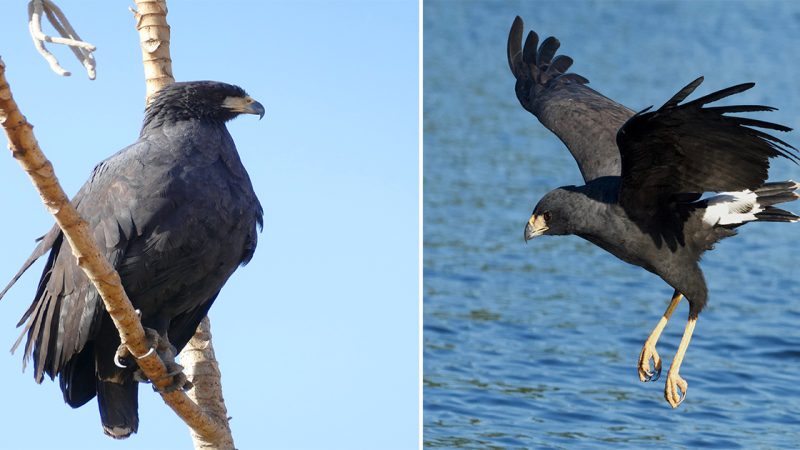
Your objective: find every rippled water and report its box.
[423,1,800,448]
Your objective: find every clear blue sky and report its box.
[0,1,419,449]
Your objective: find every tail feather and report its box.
[702,180,799,226]
[754,180,800,222]
[753,180,800,207]
[756,207,800,222]
[97,380,139,439]
[59,342,97,408]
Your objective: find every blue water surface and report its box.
[423,1,800,448]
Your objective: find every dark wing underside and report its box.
[508,16,635,182]
[617,76,798,231]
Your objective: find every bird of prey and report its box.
[508,17,799,407]
[0,81,264,438]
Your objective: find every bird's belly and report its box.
[580,233,657,273]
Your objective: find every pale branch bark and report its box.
[27,0,97,79]
[130,0,174,104]
[128,2,237,449]
[0,57,227,443]
[182,317,236,450]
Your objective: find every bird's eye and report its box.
[543,211,552,221]
[245,98,254,104]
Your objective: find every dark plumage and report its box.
[508,17,799,407]
[0,81,264,438]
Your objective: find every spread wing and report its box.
[508,16,635,182]
[617,76,798,228]
[617,77,798,248]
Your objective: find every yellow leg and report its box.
[664,315,697,408]
[638,290,682,382]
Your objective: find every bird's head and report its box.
[524,188,574,241]
[143,81,265,129]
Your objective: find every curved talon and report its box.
[638,345,662,382]
[647,357,662,382]
[136,347,156,360]
[664,371,688,408]
[114,352,128,369]
[641,366,661,383]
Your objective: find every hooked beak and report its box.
[223,95,266,119]
[249,100,266,120]
[524,214,548,242]
[244,98,266,120]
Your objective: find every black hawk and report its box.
[508,17,799,407]
[0,81,264,437]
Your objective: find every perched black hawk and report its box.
[0,81,264,438]
[508,17,799,407]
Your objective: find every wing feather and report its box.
[7,148,143,381]
[546,55,574,76]
[508,16,634,182]
[617,78,798,227]
[522,31,538,65]
[536,36,559,66]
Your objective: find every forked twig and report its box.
[27,0,97,79]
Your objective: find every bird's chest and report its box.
[577,212,661,273]
[116,157,257,307]
[150,161,254,248]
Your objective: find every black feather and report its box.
[536,36,560,66]
[507,16,633,182]
[618,77,798,230]
[507,16,524,78]
[661,76,704,109]
[547,55,573,76]
[522,31,539,65]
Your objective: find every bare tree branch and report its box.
[130,0,174,104]
[182,317,237,450]
[27,0,96,79]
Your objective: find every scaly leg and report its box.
[664,315,697,408]
[114,327,192,393]
[638,290,682,382]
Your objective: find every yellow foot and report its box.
[638,342,662,382]
[664,370,688,408]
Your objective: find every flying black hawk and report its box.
[508,17,799,407]
[1,81,264,437]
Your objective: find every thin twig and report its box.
[41,0,96,78]
[27,0,97,79]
